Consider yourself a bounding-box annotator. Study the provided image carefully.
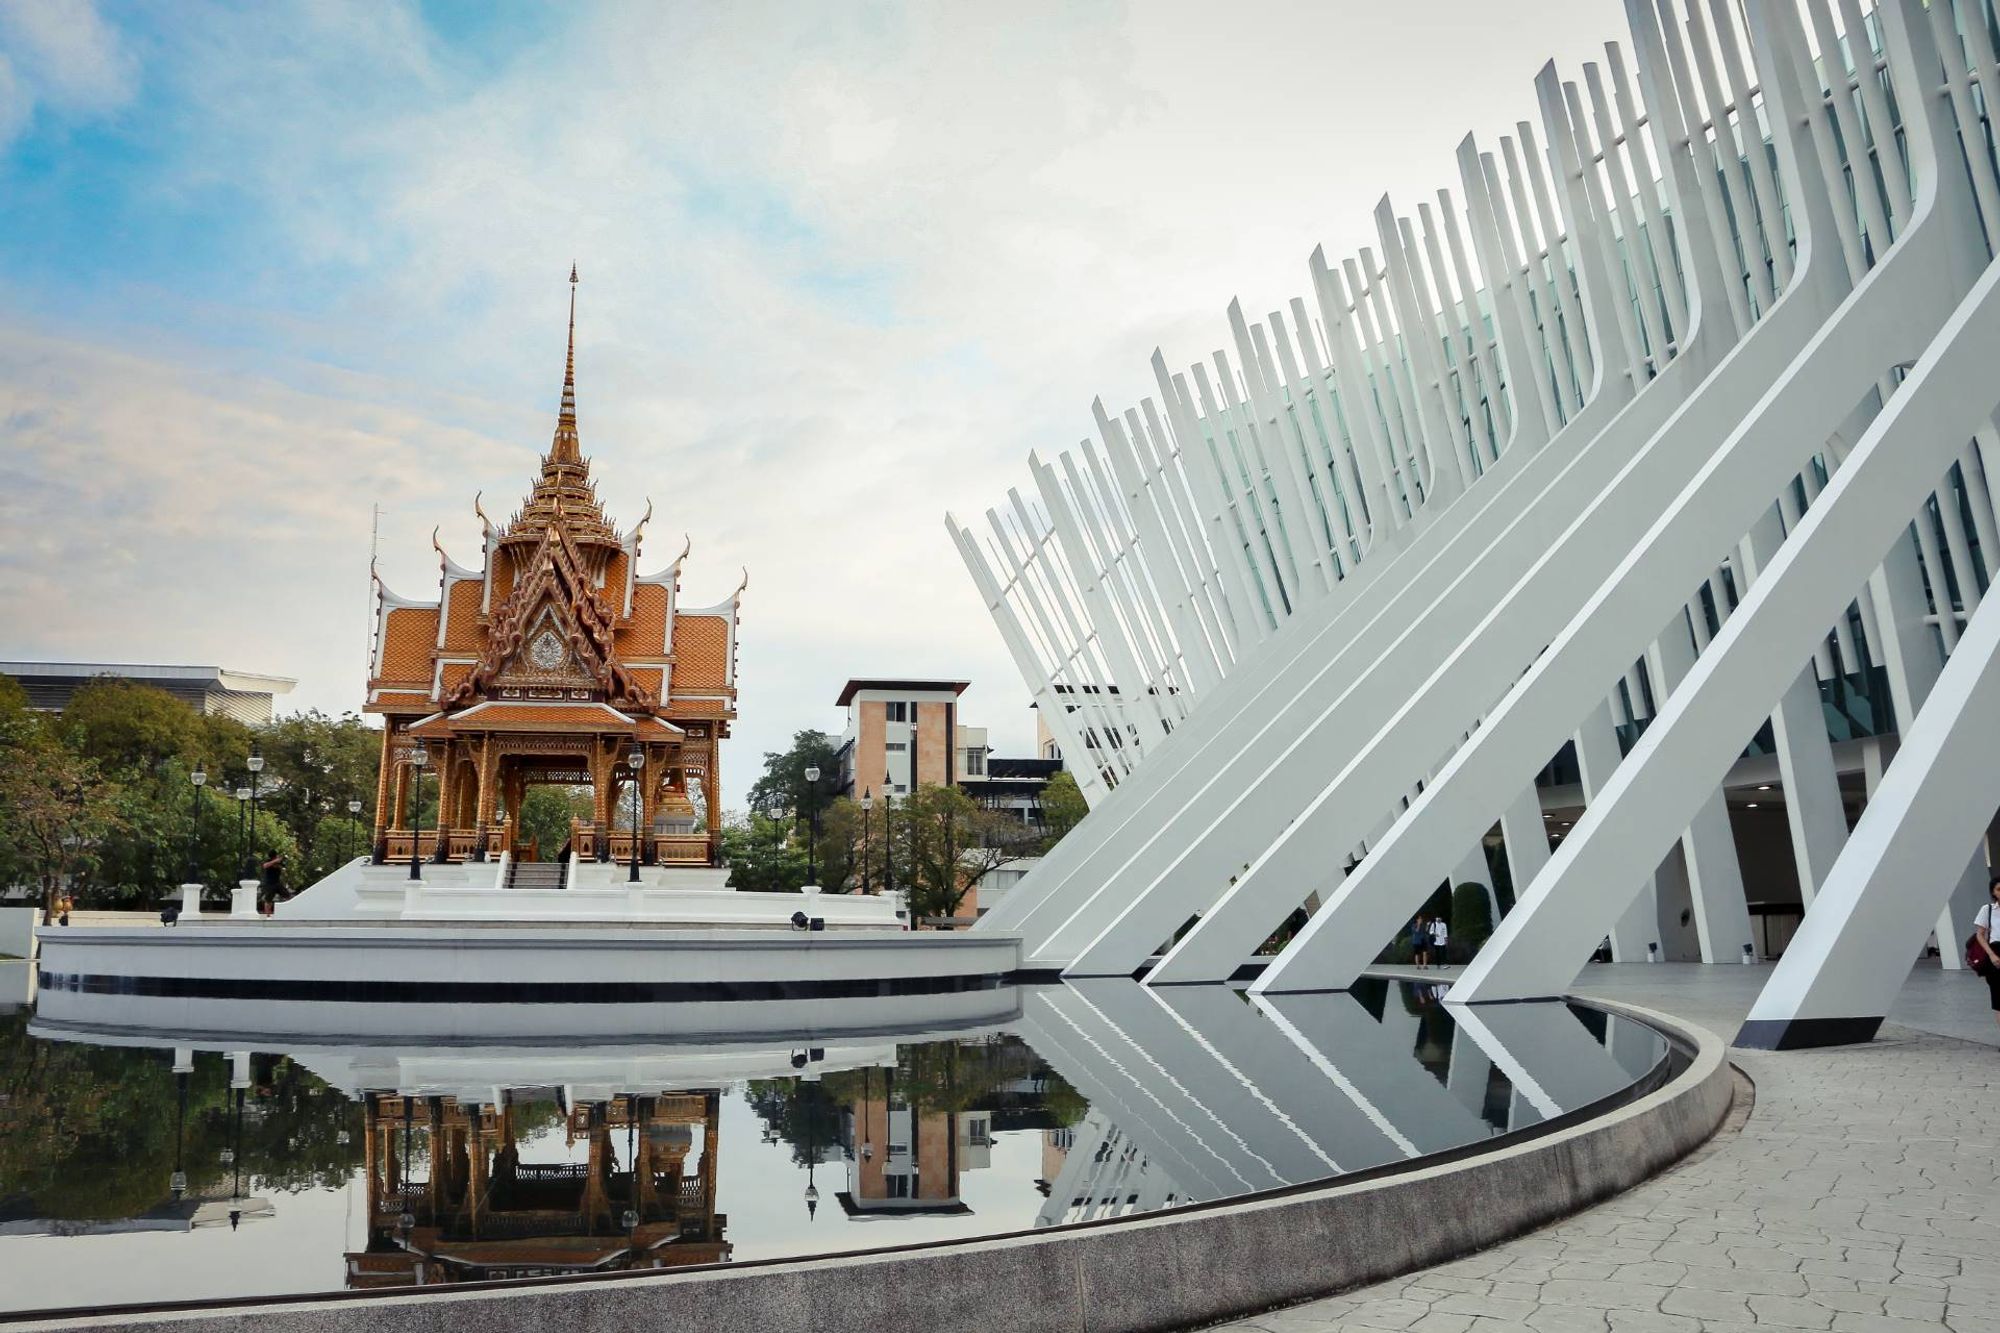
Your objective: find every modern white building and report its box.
[1,662,296,724]
[957,0,2000,1049]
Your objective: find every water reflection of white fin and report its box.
[1017,988,1225,1200]
[1084,981,1340,1182]
[1251,989,1487,1158]
[1446,1002,1657,1121]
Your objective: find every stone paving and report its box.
[1217,963,2000,1333]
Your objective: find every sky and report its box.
[0,0,1626,810]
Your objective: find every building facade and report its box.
[831,679,967,800]
[365,272,742,869]
[0,662,296,725]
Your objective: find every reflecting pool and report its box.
[0,979,1667,1315]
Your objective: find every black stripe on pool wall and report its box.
[36,970,1007,1005]
[1732,1014,1884,1049]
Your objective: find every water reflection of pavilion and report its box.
[348,1090,727,1288]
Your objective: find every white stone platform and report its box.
[272,856,907,928]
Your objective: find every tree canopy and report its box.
[745,729,843,820]
[0,674,375,911]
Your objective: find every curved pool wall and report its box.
[30,925,1020,1041]
[1,996,1732,1333]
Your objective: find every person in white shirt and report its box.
[1428,914,1450,967]
[1973,877,2000,1031]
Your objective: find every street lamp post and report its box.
[861,789,873,896]
[627,747,646,883]
[621,1101,640,1233]
[347,799,363,863]
[408,742,429,882]
[881,770,895,900]
[246,744,264,870]
[235,786,251,881]
[802,765,821,889]
[187,764,208,895]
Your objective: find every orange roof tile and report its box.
[379,607,439,683]
[441,580,484,653]
[617,583,669,657]
[670,614,731,689]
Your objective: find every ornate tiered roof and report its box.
[363,270,742,741]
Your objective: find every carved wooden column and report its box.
[592,740,614,861]
[472,739,496,861]
[640,747,661,864]
[371,729,395,861]
[703,764,722,866]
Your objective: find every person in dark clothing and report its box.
[1972,877,2000,1034]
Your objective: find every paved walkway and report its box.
[1219,962,2000,1333]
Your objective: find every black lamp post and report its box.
[170,1063,189,1202]
[347,799,363,863]
[627,747,646,883]
[408,741,429,882]
[881,770,895,900]
[861,789,873,895]
[398,1095,415,1240]
[187,764,208,892]
[803,765,820,887]
[235,785,251,882]
[246,743,264,869]
[803,1085,820,1220]
[621,1101,640,1233]
[226,1083,246,1231]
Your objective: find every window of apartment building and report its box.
[884,741,906,751]
[884,701,908,722]
[964,746,986,776]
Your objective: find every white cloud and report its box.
[0,0,135,143]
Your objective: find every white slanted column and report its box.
[233,878,259,918]
[1260,0,1980,1002]
[1737,564,2000,1047]
[1573,702,1656,962]
[1497,782,1550,906]
[1741,506,1851,907]
[1872,511,1994,969]
[1645,608,1755,962]
[180,882,204,919]
[1450,194,2000,1007]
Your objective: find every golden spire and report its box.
[501,266,617,548]
[550,264,581,465]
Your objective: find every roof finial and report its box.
[549,264,582,464]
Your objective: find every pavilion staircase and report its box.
[506,859,568,892]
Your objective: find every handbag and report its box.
[1969,905,1997,975]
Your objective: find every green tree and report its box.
[0,735,122,916]
[817,795,865,892]
[1039,770,1088,849]
[898,784,1035,922]
[255,711,382,882]
[518,785,594,860]
[746,729,842,820]
[1450,881,1495,957]
[57,677,208,777]
[720,812,810,892]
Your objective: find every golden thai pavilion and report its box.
[364,271,742,870]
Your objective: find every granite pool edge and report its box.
[19,997,1734,1333]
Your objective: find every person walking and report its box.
[1411,914,1430,970]
[1429,912,1451,967]
[1971,876,2000,1034]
